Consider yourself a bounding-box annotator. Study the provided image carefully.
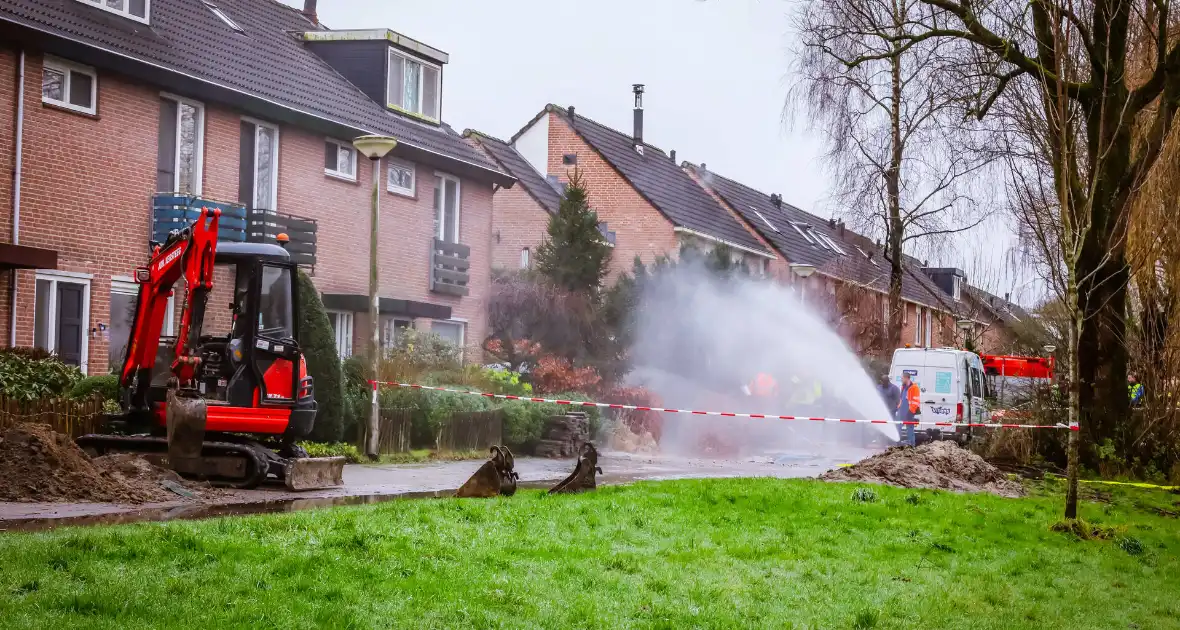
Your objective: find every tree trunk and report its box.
[885,0,905,350]
[1065,274,1081,519]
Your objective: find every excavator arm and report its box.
[121,207,221,412]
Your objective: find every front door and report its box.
[56,283,84,366]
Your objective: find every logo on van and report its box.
[903,369,918,377]
[929,405,952,416]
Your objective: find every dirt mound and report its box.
[821,441,1025,497]
[0,423,190,504]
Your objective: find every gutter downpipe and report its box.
[10,49,25,348]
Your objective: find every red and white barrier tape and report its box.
[369,381,1077,431]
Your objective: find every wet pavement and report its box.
[0,448,873,532]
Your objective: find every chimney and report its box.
[302,0,318,24]
[828,217,836,228]
[1004,292,1010,303]
[632,84,645,151]
[838,220,846,239]
[770,193,782,209]
[669,149,676,163]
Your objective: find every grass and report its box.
[298,442,485,465]
[1,478,1178,629]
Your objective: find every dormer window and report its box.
[76,0,149,24]
[387,49,440,121]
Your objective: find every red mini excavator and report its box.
[77,207,344,490]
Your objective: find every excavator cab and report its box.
[78,210,343,490]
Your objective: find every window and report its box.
[157,96,204,195]
[597,222,617,246]
[816,232,847,255]
[203,3,242,32]
[75,0,149,23]
[109,279,175,372]
[387,49,441,120]
[520,248,530,269]
[752,208,780,233]
[925,309,933,347]
[434,173,461,243]
[327,311,354,359]
[914,306,923,345]
[324,139,357,181]
[34,272,91,370]
[387,160,415,196]
[758,257,770,278]
[257,266,293,339]
[42,57,96,115]
[790,222,817,246]
[380,317,412,351]
[952,276,962,301]
[432,320,465,351]
[239,119,279,211]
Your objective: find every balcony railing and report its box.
[431,239,470,296]
[246,208,318,268]
[151,193,247,245]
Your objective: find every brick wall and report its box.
[1,49,492,370]
[546,114,678,278]
[485,171,550,272]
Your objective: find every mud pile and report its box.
[0,423,195,504]
[821,441,1025,497]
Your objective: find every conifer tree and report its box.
[535,169,612,296]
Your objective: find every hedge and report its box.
[295,270,346,443]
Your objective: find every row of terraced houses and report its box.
[0,0,1028,375]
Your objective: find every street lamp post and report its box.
[352,135,397,460]
[789,263,816,303]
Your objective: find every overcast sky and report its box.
[284,0,1032,302]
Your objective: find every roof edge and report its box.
[673,227,775,259]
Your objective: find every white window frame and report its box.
[324,138,357,182]
[520,247,530,269]
[790,222,820,247]
[387,49,442,121]
[432,319,466,351]
[160,93,205,195]
[817,232,847,255]
[952,276,962,301]
[435,172,462,242]
[42,56,97,115]
[925,310,933,347]
[381,317,414,351]
[914,306,923,345]
[758,257,770,278]
[34,270,93,372]
[111,277,175,337]
[752,208,780,233]
[243,117,280,211]
[75,0,150,24]
[203,2,243,32]
[327,310,354,359]
[387,159,416,196]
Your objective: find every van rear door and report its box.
[921,354,958,424]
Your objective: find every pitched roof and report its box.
[0,0,506,180]
[965,286,1033,325]
[687,163,953,311]
[528,105,771,256]
[464,130,561,214]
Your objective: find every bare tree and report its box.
[790,0,992,350]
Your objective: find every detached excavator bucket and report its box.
[549,443,603,494]
[166,390,208,476]
[283,456,346,491]
[455,446,519,498]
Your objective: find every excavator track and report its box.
[76,434,269,489]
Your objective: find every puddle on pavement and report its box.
[0,481,573,533]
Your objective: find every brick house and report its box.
[463,130,561,272]
[0,0,514,374]
[501,94,779,278]
[683,163,968,355]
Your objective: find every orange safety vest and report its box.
[751,373,778,397]
[898,383,920,414]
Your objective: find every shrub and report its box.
[378,328,461,384]
[1117,536,1145,556]
[851,487,878,503]
[530,356,601,394]
[68,374,119,401]
[298,441,364,464]
[295,271,345,443]
[0,348,83,401]
[905,493,921,505]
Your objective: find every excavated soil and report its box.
[0,423,206,504]
[821,441,1026,497]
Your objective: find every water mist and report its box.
[626,261,898,458]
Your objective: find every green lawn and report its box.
[1,478,1177,629]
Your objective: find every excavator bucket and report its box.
[283,456,347,491]
[455,446,520,498]
[549,443,603,494]
[166,390,208,476]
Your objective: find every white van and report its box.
[889,347,990,441]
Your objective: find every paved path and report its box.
[0,448,874,529]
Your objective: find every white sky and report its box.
[283,0,1032,302]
